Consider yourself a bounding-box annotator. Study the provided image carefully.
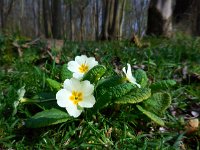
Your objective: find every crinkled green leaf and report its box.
[61,64,72,81]
[144,93,171,116]
[134,69,148,87]
[96,75,125,90]
[136,105,165,126]
[94,83,134,111]
[150,80,176,92]
[82,65,106,84]
[46,78,62,91]
[115,88,151,104]
[25,108,70,128]
[96,75,125,97]
[93,92,112,111]
[110,83,135,99]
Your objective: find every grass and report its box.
[0,33,200,149]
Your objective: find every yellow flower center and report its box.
[79,63,89,73]
[69,91,83,104]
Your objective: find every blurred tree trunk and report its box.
[52,0,62,39]
[95,0,99,40]
[173,0,193,24]
[33,0,41,36]
[78,1,89,41]
[101,0,126,40]
[0,0,4,29]
[80,10,84,41]
[69,1,75,41]
[42,0,51,38]
[0,0,15,30]
[173,0,193,34]
[147,0,173,37]
[192,0,200,35]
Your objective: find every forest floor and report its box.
[0,33,200,149]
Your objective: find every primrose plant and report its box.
[22,55,176,128]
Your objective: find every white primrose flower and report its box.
[122,63,141,88]
[56,78,96,117]
[68,55,98,79]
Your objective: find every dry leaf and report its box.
[185,118,199,134]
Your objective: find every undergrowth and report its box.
[0,33,199,149]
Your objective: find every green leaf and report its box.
[94,83,134,111]
[115,88,151,104]
[96,75,125,90]
[150,80,176,92]
[95,75,125,98]
[46,78,62,91]
[136,105,165,126]
[144,93,171,116]
[110,83,135,99]
[82,65,106,84]
[134,69,148,87]
[61,64,72,81]
[93,92,112,111]
[25,108,70,128]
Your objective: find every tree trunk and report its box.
[0,0,4,29]
[69,2,75,41]
[42,0,51,38]
[101,0,126,40]
[52,0,62,39]
[192,0,200,35]
[147,0,173,37]
[0,0,15,30]
[37,0,41,36]
[80,11,84,41]
[173,0,193,34]
[101,0,111,40]
[95,0,99,40]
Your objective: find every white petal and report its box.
[66,101,82,117]
[127,63,133,77]
[81,80,94,96]
[129,76,141,88]
[73,72,84,80]
[17,86,26,99]
[68,61,79,73]
[87,57,98,69]
[63,79,73,91]
[64,78,82,91]
[75,55,87,65]
[56,89,71,107]
[79,95,96,108]
[70,78,82,90]
[135,83,141,88]
[122,67,126,75]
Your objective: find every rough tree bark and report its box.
[147,0,173,37]
[69,1,75,41]
[52,0,62,39]
[192,0,200,35]
[0,0,15,30]
[173,0,193,34]
[78,0,89,41]
[101,0,126,40]
[42,0,52,38]
[95,0,99,40]
[0,0,4,29]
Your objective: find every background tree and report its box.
[191,0,200,36]
[101,0,126,40]
[0,0,15,30]
[42,0,52,38]
[52,0,62,39]
[147,0,172,37]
